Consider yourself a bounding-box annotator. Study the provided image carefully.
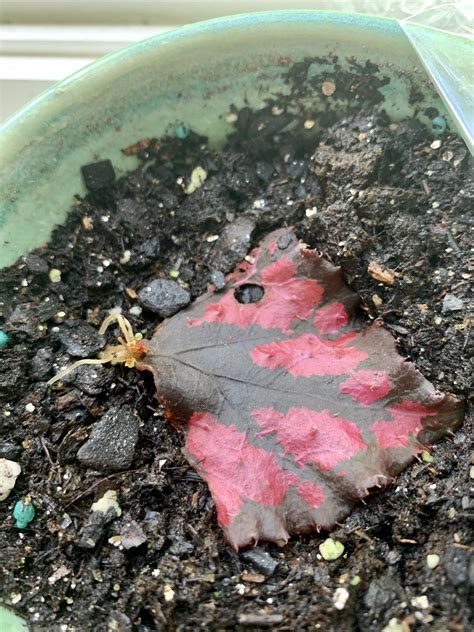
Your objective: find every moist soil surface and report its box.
[0,64,472,631]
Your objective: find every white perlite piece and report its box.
[382,618,404,632]
[0,458,22,501]
[184,166,207,195]
[332,587,349,610]
[163,585,175,602]
[427,554,440,569]
[91,490,122,517]
[411,595,429,610]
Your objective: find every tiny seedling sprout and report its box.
[47,311,147,386]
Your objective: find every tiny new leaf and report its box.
[142,229,463,549]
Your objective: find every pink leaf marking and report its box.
[340,370,392,406]
[251,332,367,377]
[313,302,349,334]
[297,480,326,507]
[371,400,438,449]
[185,413,325,527]
[253,407,368,471]
[189,258,324,333]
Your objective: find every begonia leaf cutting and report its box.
[141,228,463,549]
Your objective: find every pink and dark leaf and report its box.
[140,228,463,549]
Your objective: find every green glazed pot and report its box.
[0,10,454,270]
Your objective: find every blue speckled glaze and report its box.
[0,11,453,268]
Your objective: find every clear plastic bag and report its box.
[399,1,473,153]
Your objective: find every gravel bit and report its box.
[138,279,191,317]
[241,547,279,576]
[57,320,106,358]
[77,408,139,471]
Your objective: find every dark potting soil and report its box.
[0,59,473,632]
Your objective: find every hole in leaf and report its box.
[234,284,265,304]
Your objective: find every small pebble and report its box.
[77,408,139,471]
[319,538,345,561]
[225,112,238,123]
[421,451,433,463]
[163,585,175,602]
[333,587,349,610]
[49,268,62,283]
[238,613,283,626]
[138,279,191,318]
[241,547,279,576]
[108,535,122,548]
[0,331,9,349]
[368,261,395,285]
[129,305,142,317]
[106,612,131,631]
[210,270,226,290]
[25,254,48,275]
[304,120,315,129]
[174,122,189,139]
[120,250,131,265]
[305,207,317,218]
[430,115,446,136]
[241,572,266,584]
[386,550,401,565]
[58,321,105,358]
[322,80,336,96]
[82,215,93,230]
[92,569,103,582]
[81,159,116,191]
[91,490,122,517]
[184,166,207,194]
[430,139,442,149]
[48,565,70,585]
[13,497,36,528]
[0,458,21,501]
[277,234,292,250]
[427,554,440,569]
[382,619,404,632]
[442,293,463,313]
[120,520,147,549]
[411,595,429,609]
[372,294,383,308]
[25,403,35,413]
